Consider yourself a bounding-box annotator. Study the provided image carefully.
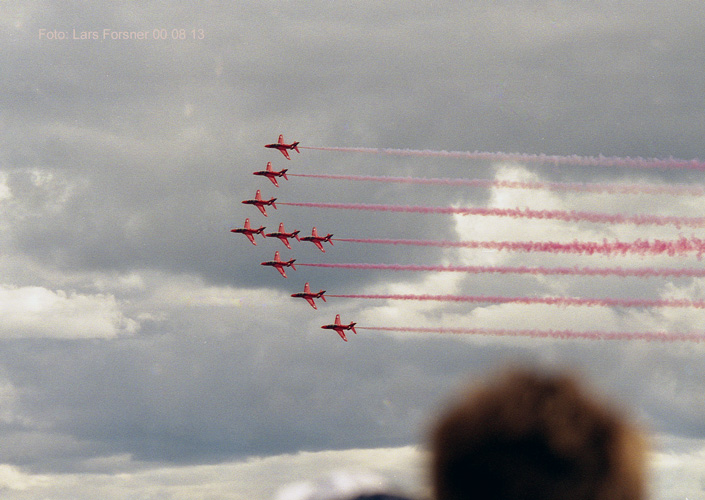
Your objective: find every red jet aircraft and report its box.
[230,218,266,245]
[241,189,277,216]
[300,227,334,252]
[264,135,300,160]
[261,250,296,278]
[253,161,288,187]
[266,222,300,250]
[291,282,326,310]
[321,314,357,342]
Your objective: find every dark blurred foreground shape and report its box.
[430,368,647,500]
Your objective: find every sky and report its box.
[2,1,705,499]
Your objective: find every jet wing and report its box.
[256,205,268,216]
[336,329,348,341]
[246,233,257,245]
[313,241,325,252]
[305,297,317,309]
[280,149,291,160]
[276,266,287,278]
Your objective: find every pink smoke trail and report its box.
[288,173,705,197]
[358,326,705,342]
[278,202,705,229]
[332,236,705,258]
[298,262,705,278]
[299,146,705,171]
[326,293,705,308]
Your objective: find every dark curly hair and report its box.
[430,369,646,500]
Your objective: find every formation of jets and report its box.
[231,135,356,341]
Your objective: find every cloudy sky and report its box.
[2,1,705,499]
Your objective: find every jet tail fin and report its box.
[271,199,277,209]
[351,323,357,334]
[282,169,288,180]
[292,142,300,153]
[290,261,296,271]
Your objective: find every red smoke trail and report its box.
[299,146,705,171]
[298,262,705,278]
[332,236,705,258]
[326,293,705,308]
[288,173,705,197]
[358,326,705,342]
[278,202,705,229]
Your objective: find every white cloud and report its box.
[0,447,426,500]
[0,440,703,500]
[92,271,146,294]
[144,273,292,312]
[651,436,705,500]
[350,163,705,347]
[0,464,50,493]
[0,173,12,237]
[459,162,705,248]
[0,381,28,428]
[0,284,139,338]
[0,172,11,202]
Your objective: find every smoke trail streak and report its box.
[289,173,705,197]
[279,202,705,229]
[298,262,705,278]
[358,326,705,342]
[332,236,705,258]
[326,293,705,308]
[299,146,705,171]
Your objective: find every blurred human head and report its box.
[430,368,646,500]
